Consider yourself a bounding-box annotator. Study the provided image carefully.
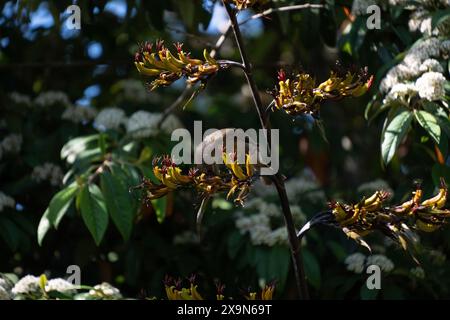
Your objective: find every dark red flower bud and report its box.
[156,39,165,51]
[277,69,286,81]
[134,52,142,62]
[174,42,184,53]
[144,41,153,53]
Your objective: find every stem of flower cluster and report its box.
[222,1,309,300]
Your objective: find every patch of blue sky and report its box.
[87,41,103,59]
[104,0,127,19]
[204,2,263,38]
[84,85,101,98]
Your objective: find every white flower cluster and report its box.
[9,92,31,106]
[415,71,446,101]
[115,79,159,104]
[94,107,127,131]
[31,162,63,186]
[173,230,201,245]
[380,38,442,93]
[419,59,444,73]
[62,106,97,124]
[0,191,15,212]
[285,175,327,204]
[5,274,125,300]
[383,83,418,106]
[0,134,23,160]
[11,275,77,298]
[11,275,41,297]
[88,282,122,299]
[410,266,425,279]
[345,252,367,273]
[235,199,306,247]
[45,278,76,295]
[345,253,395,273]
[357,179,394,198]
[126,111,183,138]
[35,91,71,108]
[366,254,395,272]
[409,7,450,36]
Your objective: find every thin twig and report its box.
[222,2,267,130]
[239,3,324,25]
[272,175,310,300]
[222,1,309,300]
[157,86,192,129]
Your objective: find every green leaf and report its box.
[381,108,413,164]
[37,209,51,246]
[47,185,78,229]
[414,110,441,144]
[302,249,321,289]
[431,8,450,30]
[100,170,134,241]
[151,197,167,224]
[61,134,99,161]
[79,184,109,246]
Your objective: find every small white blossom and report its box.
[31,163,63,186]
[383,83,418,105]
[45,278,76,294]
[415,71,446,101]
[366,254,395,272]
[89,283,122,299]
[0,192,15,212]
[1,134,22,153]
[345,253,366,274]
[94,107,127,131]
[420,59,444,73]
[11,275,41,296]
[126,111,161,138]
[126,111,183,138]
[62,106,97,124]
[35,91,71,108]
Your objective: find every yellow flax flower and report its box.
[140,153,257,208]
[270,66,373,117]
[300,179,450,261]
[134,40,219,90]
